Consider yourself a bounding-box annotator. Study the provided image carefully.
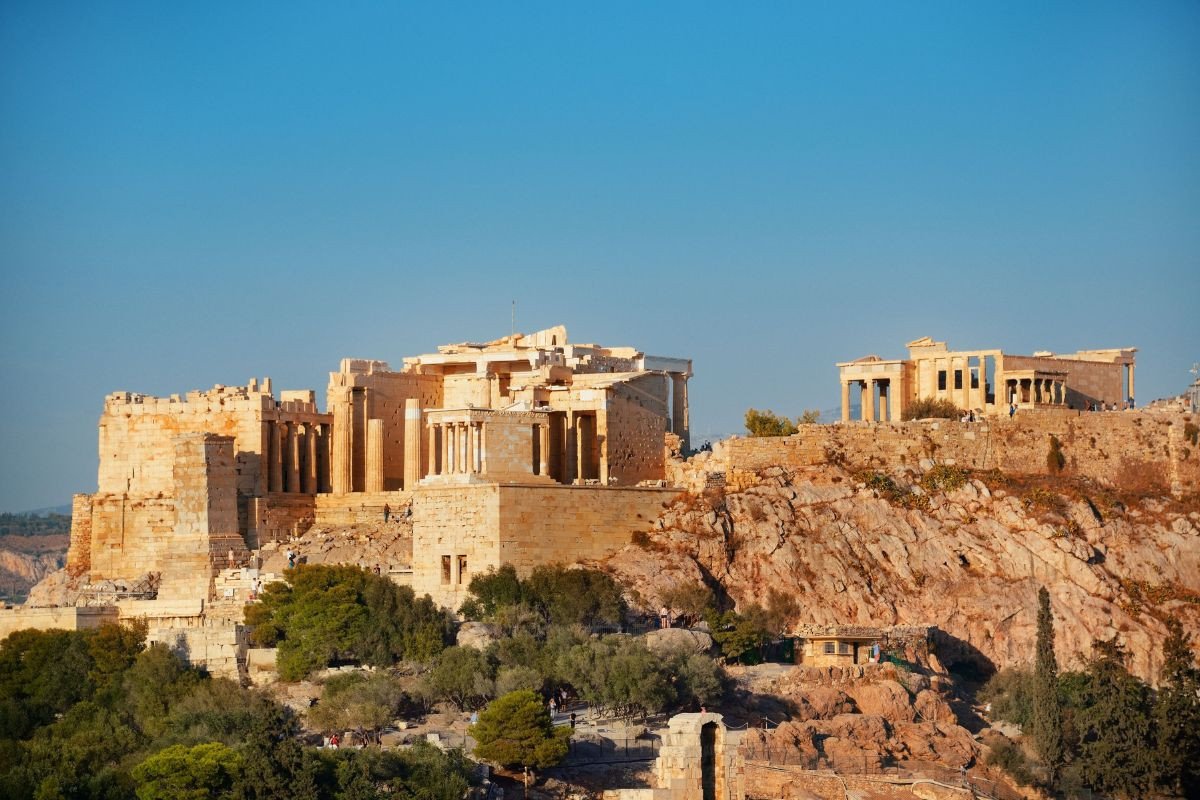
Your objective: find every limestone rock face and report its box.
[606,465,1200,680]
[642,627,714,656]
[738,663,978,770]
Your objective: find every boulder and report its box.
[456,621,501,650]
[847,680,915,723]
[642,627,714,656]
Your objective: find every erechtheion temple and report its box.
[837,336,1136,422]
[6,327,689,673]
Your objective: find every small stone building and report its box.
[794,625,882,667]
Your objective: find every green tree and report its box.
[659,583,714,628]
[1063,638,1154,799]
[459,564,523,620]
[420,646,494,711]
[1031,587,1063,773]
[1154,619,1200,797]
[308,673,405,745]
[523,565,625,628]
[245,564,451,680]
[744,409,798,437]
[471,690,570,790]
[132,742,243,800]
[797,409,821,425]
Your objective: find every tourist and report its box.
[287,549,296,569]
[1009,403,1016,418]
[968,410,975,423]
[228,548,236,568]
[549,696,557,716]
[659,606,670,629]
[373,563,381,576]
[383,503,390,523]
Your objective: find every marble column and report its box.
[864,379,876,422]
[564,412,578,483]
[404,400,421,489]
[365,419,384,493]
[840,381,851,422]
[427,423,438,477]
[303,425,318,494]
[287,422,301,493]
[538,423,549,476]
[268,421,283,493]
[330,387,352,495]
[1128,364,1135,403]
[670,374,690,452]
[464,422,475,474]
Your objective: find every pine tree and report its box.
[1072,638,1154,799]
[1031,587,1063,773]
[1154,619,1200,798]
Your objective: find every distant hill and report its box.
[0,511,71,537]
[20,504,72,516]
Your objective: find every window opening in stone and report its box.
[938,370,947,391]
[441,555,451,584]
[457,555,468,584]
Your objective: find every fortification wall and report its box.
[411,483,679,609]
[708,410,1198,495]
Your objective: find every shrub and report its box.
[985,735,1038,787]
[901,397,961,421]
[1046,435,1066,474]
[980,666,1035,727]
[744,409,798,437]
[920,464,969,493]
[1185,422,1199,446]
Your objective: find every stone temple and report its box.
[7,327,690,675]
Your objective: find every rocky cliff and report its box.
[605,463,1199,682]
[0,535,67,602]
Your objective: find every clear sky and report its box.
[2,2,1198,512]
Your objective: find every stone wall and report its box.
[313,491,413,527]
[1004,354,1126,408]
[67,493,94,575]
[0,606,119,640]
[247,495,317,548]
[709,410,1198,495]
[85,495,176,580]
[411,484,679,608]
[607,376,670,486]
[741,762,948,799]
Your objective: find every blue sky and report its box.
[1,2,1197,512]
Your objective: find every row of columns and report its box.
[840,378,900,422]
[267,420,329,494]
[426,421,488,477]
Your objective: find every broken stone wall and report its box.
[715,411,1198,496]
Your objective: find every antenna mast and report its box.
[511,301,516,340]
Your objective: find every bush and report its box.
[1046,435,1066,473]
[744,409,798,437]
[901,397,961,421]
[920,464,970,494]
[980,666,1035,728]
[985,735,1037,786]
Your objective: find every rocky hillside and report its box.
[0,535,67,603]
[604,463,1200,682]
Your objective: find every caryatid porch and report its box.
[1004,369,1069,407]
